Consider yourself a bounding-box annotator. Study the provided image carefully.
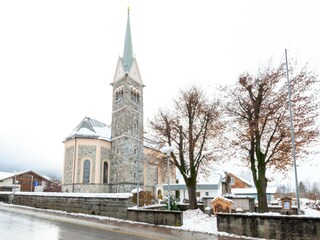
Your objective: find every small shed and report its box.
[210,196,233,214]
[280,197,295,215]
[281,197,292,210]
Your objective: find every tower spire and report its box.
[122,6,133,72]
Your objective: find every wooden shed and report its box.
[210,196,233,214]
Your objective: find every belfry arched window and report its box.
[115,86,124,101]
[83,160,90,183]
[130,87,140,103]
[103,162,109,183]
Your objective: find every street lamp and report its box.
[160,146,175,210]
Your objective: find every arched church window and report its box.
[103,162,108,183]
[83,160,90,183]
[137,93,140,103]
[115,86,124,101]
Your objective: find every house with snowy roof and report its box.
[62,9,175,195]
[231,187,277,202]
[227,172,276,202]
[0,170,52,192]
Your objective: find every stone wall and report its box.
[217,213,320,239]
[127,208,183,226]
[0,192,12,203]
[12,192,133,219]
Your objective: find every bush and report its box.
[132,191,152,207]
[164,195,179,210]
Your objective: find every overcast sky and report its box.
[0,0,319,183]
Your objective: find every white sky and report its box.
[0,0,319,182]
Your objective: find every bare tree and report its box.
[150,86,224,209]
[224,61,319,212]
[298,181,307,197]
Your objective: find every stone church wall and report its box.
[101,147,110,161]
[62,184,111,193]
[144,162,157,194]
[77,145,96,182]
[63,146,74,184]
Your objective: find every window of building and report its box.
[196,192,200,197]
[103,162,108,183]
[116,148,119,154]
[115,86,124,101]
[133,148,137,154]
[205,192,209,196]
[130,87,140,103]
[83,160,90,183]
[231,177,235,185]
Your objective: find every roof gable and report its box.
[229,172,253,187]
[128,58,142,84]
[0,170,52,182]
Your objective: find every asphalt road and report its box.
[0,203,242,240]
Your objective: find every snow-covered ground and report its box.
[1,201,320,239]
[302,206,320,217]
[181,208,217,234]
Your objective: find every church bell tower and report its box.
[110,8,144,192]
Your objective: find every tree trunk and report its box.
[256,163,268,213]
[187,184,198,209]
[256,179,268,212]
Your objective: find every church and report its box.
[62,9,175,196]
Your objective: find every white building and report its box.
[231,187,277,202]
[163,175,222,202]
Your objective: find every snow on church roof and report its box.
[65,117,111,141]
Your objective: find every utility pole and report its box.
[285,49,301,214]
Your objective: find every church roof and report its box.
[65,117,111,141]
[122,8,133,72]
